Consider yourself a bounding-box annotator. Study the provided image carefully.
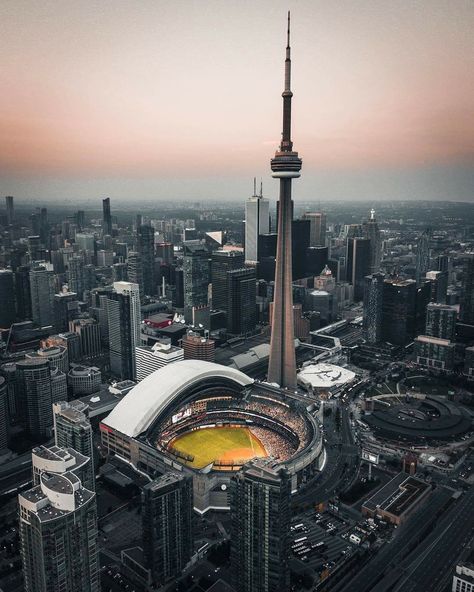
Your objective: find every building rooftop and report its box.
[363,472,429,517]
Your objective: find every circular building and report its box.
[364,394,472,445]
[298,362,356,396]
[101,360,323,513]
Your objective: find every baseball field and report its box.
[170,426,267,469]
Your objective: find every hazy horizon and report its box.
[1,0,474,202]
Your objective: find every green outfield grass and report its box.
[170,426,267,469]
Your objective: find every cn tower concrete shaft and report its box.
[267,178,297,387]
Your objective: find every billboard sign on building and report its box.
[362,449,379,465]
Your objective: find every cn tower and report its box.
[267,12,302,388]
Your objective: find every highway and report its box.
[333,485,454,592]
[383,485,474,592]
[293,402,359,507]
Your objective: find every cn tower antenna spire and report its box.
[287,10,290,49]
[281,11,293,151]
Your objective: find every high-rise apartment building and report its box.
[16,359,55,440]
[19,471,99,592]
[102,197,112,236]
[227,268,257,336]
[53,400,94,487]
[245,180,269,264]
[425,303,457,341]
[363,273,385,344]
[29,265,55,328]
[231,461,291,592]
[0,269,16,329]
[107,282,141,380]
[414,335,455,371]
[142,473,193,587]
[211,250,245,312]
[137,224,156,296]
[302,211,326,247]
[31,444,93,491]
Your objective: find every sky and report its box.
[1,0,474,203]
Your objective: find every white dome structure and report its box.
[102,360,253,438]
[298,363,355,393]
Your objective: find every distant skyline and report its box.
[1,0,473,202]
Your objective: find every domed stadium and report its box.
[101,360,324,513]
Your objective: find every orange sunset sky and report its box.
[1,0,473,202]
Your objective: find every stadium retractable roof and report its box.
[102,360,254,438]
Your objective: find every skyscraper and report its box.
[268,13,302,388]
[245,179,269,264]
[0,377,8,451]
[19,471,99,592]
[107,281,141,380]
[302,211,326,247]
[292,219,311,280]
[137,224,156,296]
[363,273,385,344]
[363,208,382,274]
[415,227,431,283]
[231,461,291,592]
[53,400,95,490]
[68,255,85,299]
[16,358,55,440]
[53,289,79,333]
[102,196,112,236]
[142,473,193,587]
[183,242,210,323]
[346,237,371,301]
[5,195,14,225]
[460,253,474,326]
[227,267,257,336]
[425,270,448,304]
[0,269,16,329]
[29,265,55,328]
[211,249,245,312]
[14,265,32,321]
[127,251,144,296]
[381,279,417,346]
